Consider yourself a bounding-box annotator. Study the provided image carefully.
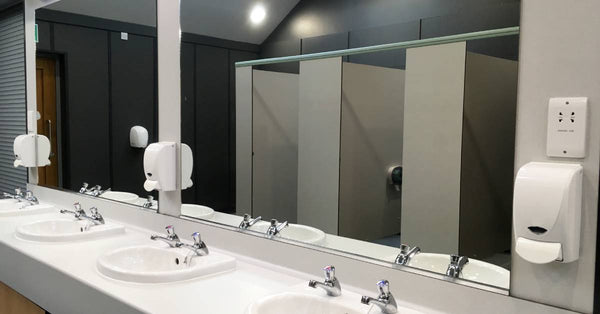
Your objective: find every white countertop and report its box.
[0,201,435,314]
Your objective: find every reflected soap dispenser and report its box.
[181,143,193,190]
[13,134,51,168]
[143,142,177,192]
[513,162,583,264]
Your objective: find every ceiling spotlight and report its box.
[250,4,266,25]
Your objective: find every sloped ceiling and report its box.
[44,0,299,44]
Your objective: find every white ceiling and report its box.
[44,0,299,44]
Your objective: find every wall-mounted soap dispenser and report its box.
[513,162,583,264]
[13,134,51,168]
[143,142,176,192]
[181,143,193,190]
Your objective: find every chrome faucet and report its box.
[446,254,469,278]
[394,244,420,265]
[60,203,105,229]
[79,182,91,194]
[239,214,262,229]
[181,232,209,264]
[60,202,86,218]
[266,219,288,237]
[3,188,24,199]
[361,280,398,314]
[308,265,342,296]
[19,190,39,206]
[150,225,182,248]
[142,195,155,208]
[79,183,110,197]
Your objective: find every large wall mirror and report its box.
[33,0,159,210]
[178,0,520,292]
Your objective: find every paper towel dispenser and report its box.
[513,162,583,264]
[13,134,51,168]
[143,142,176,192]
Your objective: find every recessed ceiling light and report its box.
[250,4,266,25]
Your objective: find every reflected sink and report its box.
[245,292,365,314]
[181,204,215,219]
[100,191,139,203]
[16,219,125,242]
[0,203,55,217]
[250,222,326,245]
[97,245,236,283]
[389,253,510,289]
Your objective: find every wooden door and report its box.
[36,57,59,187]
[0,281,45,314]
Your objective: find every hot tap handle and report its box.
[377,280,390,297]
[191,232,201,245]
[270,219,277,226]
[450,254,460,265]
[324,265,336,281]
[73,202,82,211]
[242,214,250,222]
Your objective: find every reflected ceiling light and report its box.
[250,4,266,25]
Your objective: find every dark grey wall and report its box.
[36,11,158,196]
[180,40,257,213]
[260,0,520,72]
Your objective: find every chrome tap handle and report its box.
[399,244,410,255]
[25,190,33,199]
[191,232,201,246]
[14,188,23,197]
[324,265,336,281]
[242,214,250,222]
[73,202,83,211]
[90,207,99,216]
[377,280,391,298]
[147,195,154,202]
[82,182,89,189]
[166,225,175,234]
[450,254,460,264]
[270,219,277,227]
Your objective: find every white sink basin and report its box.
[250,222,326,245]
[0,203,55,217]
[16,219,125,242]
[181,204,215,219]
[388,253,510,289]
[0,199,19,208]
[100,191,139,203]
[97,245,236,283]
[245,292,365,314]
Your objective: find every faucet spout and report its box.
[446,254,469,278]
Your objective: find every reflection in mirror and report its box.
[179,0,519,291]
[33,0,158,209]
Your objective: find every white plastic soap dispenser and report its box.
[13,134,51,168]
[513,162,583,264]
[181,143,193,190]
[143,142,177,192]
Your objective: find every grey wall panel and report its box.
[348,21,420,69]
[181,42,196,204]
[257,39,300,74]
[0,5,27,193]
[109,32,156,196]
[235,67,252,215]
[228,50,258,211]
[401,42,466,254]
[302,32,348,55]
[251,70,299,222]
[296,57,342,234]
[53,24,110,189]
[262,0,519,45]
[420,3,520,60]
[195,45,230,212]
